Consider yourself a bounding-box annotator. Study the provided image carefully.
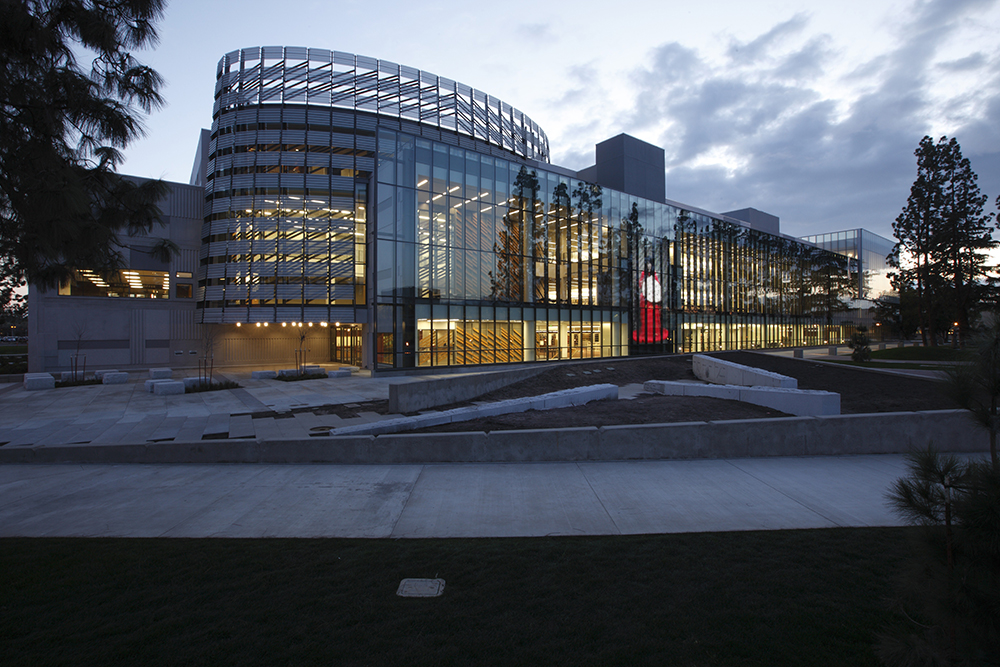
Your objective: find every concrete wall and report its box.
[29,179,204,373]
[644,380,840,416]
[2,409,988,464]
[389,365,550,413]
[692,354,797,388]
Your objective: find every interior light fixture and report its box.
[263,323,269,327]
[256,322,261,327]
[236,322,241,327]
[282,322,287,327]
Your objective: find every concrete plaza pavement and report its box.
[0,366,435,447]
[0,453,980,538]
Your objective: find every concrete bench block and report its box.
[60,371,88,381]
[251,370,278,379]
[474,402,515,418]
[23,373,55,390]
[94,369,118,380]
[148,368,172,379]
[542,393,575,409]
[685,383,741,400]
[102,372,129,385]
[737,386,840,416]
[794,349,804,358]
[443,406,480,424]
[643,380,689,396]
[414,412,453,428]
[152,380,186,395]
[183,377,209,389]
[278,368,300,377]
[339,366,358,372]
[145,378,173,392]
[301,365,324,374]
[693,354,797,389]
[327,370,351,378]
[643,380,670,394]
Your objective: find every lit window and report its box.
[60,269,170,299]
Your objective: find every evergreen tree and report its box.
[935,138,996,348]
[891,136,946,346]
[880,449,1000,666]
[0,0,170,305]
[890,136,996,347]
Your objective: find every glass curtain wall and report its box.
[374,128,858,368]
[201,104,370,325]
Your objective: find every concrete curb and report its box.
[0,409,987,465]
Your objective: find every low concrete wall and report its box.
[344,384,618,436]
[692,354,797,388]
[389,366,549,413]
[644,380,840,416]
[0,409,987,465]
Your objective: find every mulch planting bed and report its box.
[402,352,958,433]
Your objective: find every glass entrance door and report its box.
[331,325,363,366]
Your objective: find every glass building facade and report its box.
[199,47,868,371]
[800,229,895,301]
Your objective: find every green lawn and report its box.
[870,346,969,362]
[0,344,27,354]
[2,528,911,666]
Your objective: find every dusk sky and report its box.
[117,0,1000,240]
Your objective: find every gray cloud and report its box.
[616,0,1000,239]
[725,13,810,64]
[938,52,988,71]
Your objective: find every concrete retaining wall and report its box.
[343,384,618,436]
[644,380,840,416]
[388,366,549,413]
[693,354,797,388]
[0,409,987,465]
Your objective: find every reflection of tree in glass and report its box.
[620,202,643,313]
[711,219,742,314]
[530,179,549,301]
[572,182,602,307]
[490,167,537,302]
[672,210,696,312]
[551,182,571,302]
[799,246,854,324]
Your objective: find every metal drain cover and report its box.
[396,578,445,597]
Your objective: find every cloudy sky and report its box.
[118,0,1000,240]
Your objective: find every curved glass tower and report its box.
[201,46,549,328]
